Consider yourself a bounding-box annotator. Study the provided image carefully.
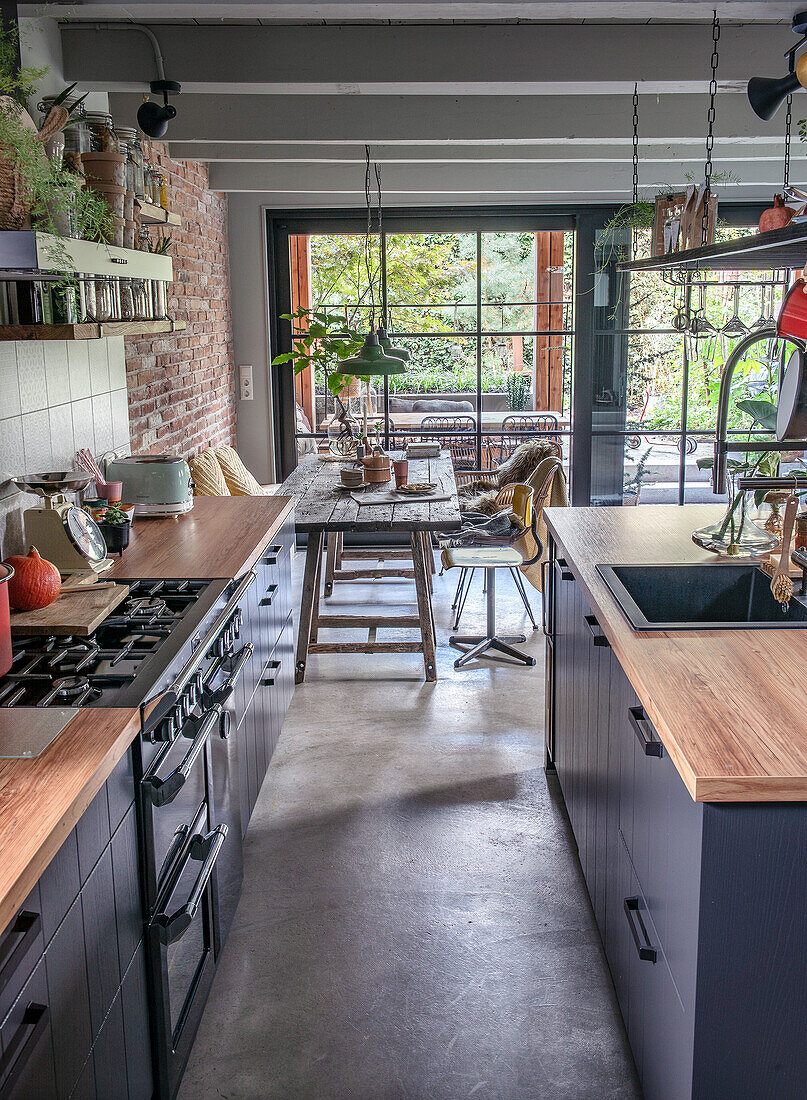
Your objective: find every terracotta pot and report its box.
[86,179,126,220]
[80,151,126,187]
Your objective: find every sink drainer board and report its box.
[596,562,807,631]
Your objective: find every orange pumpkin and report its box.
[3,546,61,610]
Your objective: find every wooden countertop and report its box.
[109,494,295,580]
[0,495,296,936]
[545,504,807,803]
[0,708,140,934]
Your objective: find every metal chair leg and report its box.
[451,567,466,611]
[453,566,475,630]
[510,567,536,629]
[449,567,536,668]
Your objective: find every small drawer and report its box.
[0,887,44,1025]
[0,955,56,1099]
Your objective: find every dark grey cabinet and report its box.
[547,535,807,1100]
[0,752,147,1100]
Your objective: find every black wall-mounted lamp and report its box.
[748,10,807,120]
[137,79,181,138]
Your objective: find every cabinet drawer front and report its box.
[0,888,43,1028]
[616,685,703,1015]
[615,838,694,1100]
[0,956,56,1100]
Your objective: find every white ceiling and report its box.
[42,4,805,206]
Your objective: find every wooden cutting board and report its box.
[10,583,130,636]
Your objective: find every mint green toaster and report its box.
[104,454,193,517]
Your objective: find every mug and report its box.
[393,459,409,489]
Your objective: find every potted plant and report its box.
[271,308,367,454]
[96,503,131,556]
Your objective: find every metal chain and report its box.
[784,92,793,189]
[702,9,720,246]
[632,82,639,206]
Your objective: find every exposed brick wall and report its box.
[124,144,236,458]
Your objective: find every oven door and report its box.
[141,705,225,1098]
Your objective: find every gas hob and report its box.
[0,578,230,710]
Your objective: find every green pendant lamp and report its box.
[377,323,410,362]
[341,328,407,374]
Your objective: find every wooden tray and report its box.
[10,583,130,635]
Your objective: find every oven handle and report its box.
[142,705,222,807]
[151,824,228,945]
[171,571,256,698]
[202,642,254,708]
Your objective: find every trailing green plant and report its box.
[0,20,45,106]
[271,308,366,399]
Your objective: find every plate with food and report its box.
[396,482,437,494]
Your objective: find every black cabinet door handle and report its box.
[261,660,281,687]
[0,1002,49,1094]
[624,897,658,963]
[260,585,279,607]
[541,561,552,636]
[584,615,610,647]
[628,705,663,757]
[0,911,40,998]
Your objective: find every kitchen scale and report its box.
[12,472,113,575]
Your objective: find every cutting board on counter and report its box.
[10,583,130,635]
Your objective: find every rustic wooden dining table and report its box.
[280,451,462,683]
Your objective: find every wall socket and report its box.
[239,364,254,401]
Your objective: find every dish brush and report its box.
[761,492,798,608]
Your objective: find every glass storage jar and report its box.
[119,278,135,321]
[132,279,153,321]
[84,112,119,153]
[85,276,114,322]
[150,280,168,320]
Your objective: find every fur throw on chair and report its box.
[459,439,561,514]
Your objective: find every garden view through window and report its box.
[283,220,795,505]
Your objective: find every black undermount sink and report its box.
[596,562,807,631]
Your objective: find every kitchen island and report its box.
[544,503,807,1100]
[0,495,295,1100]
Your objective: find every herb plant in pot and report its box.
[96,503,131,556]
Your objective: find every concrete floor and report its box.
[179,550,640,1100]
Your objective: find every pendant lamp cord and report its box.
[784,92,793,190]
[364,143,375,329]
[702,9,720,246]
[375,159,386,328]
[632,82,639,207]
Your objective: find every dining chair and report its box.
[419,414,477,470]
[440,482,544,668]
[450,453,564,632]
[496,413,559,464]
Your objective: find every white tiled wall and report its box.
[0,337,130,557]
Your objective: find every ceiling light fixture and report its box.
[137,79,181,139]
[748,10,807,120]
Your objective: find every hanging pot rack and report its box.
[620,10,807,275]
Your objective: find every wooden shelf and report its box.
[617,221,807,273]
[136,200,181,227]
[0,320,186,341]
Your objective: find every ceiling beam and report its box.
[106,90,783,143]
[207,156,785,192]
[62,21,789,92]
[22,2,801,22]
